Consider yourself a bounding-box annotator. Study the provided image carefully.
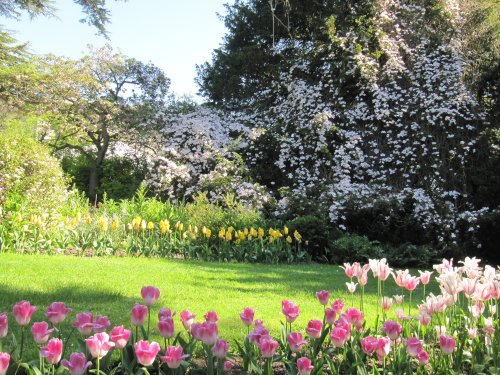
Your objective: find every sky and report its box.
[1,0,231,98]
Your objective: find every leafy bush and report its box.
[0,122,68,214]
[288,215,333,261]
[327,234,385,264]
[62,155,147,201]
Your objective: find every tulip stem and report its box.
[97,356,100,375]
[19,326,25,360]
[408,291,412,317]
[147,308,151,340]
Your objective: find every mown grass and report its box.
[0,254,438,358]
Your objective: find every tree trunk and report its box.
[87,122,110,202]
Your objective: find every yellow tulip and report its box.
[284,226,289,235]
[294,230,302,242]
[205,228,212,238]
[286,236,292,244]
[112,218,119,230]
[86,216,92,225]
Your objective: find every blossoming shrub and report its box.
[0,257,498,374]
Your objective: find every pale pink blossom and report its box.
[161,346,188,369]
[135,340,160,367]
[381,320,402,340]
[239,307,254,326]
[204,311,219,323]
[211,339,229,358]
[287,332,307,352]
[0,352,10,375]
[86,333,115,359]
[180,310,196,331]
[110,326,131,349]
[281,300,299,323]
[191,321,218,345]
[406,337,423,357]
[12,301,37,326]
[131,304,148,327]
[259,337,278,358]
[416,350,430,365]
[346,282,357,294]
[360,336,377,355]
[439,335,456,355]
[73,313,94,335]
[141,286,160,306]
[376,337,391,361]
[297,357,314,375]
[331,299,344,313]
[305,320,322,339]
[316,290,329,305]
[381,297,392,311]
[330,326,350,347]
[31,321,54,344]
[325,308,336,325]
[41,338,63,365]
[418,271,433,285]
[61,353,92,375]
[46,302,72,325]
[158,317,175,339]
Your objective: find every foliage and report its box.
[0,120,68,214]
[62,155,147,201]
[0,0,126,37]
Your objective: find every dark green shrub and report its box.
[288,215,332,261]
[385,243,440,269]
[62,155,147,201]
[327,234,385,264]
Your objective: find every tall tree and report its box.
[35,45,170,197]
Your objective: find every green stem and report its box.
[52,364,55,375]
[147,308,151,340]
[408,290,412,317]
[97,356,100,375]
[19,326,25,360]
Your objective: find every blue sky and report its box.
[1,0,230,98]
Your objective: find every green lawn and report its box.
[0,254,436,358]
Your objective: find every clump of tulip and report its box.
[0,257,497,374]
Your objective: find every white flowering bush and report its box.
[233,0,491,252]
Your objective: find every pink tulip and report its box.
[41,338,63,365]
[376,337,391,361]
[467,327,478,339]
[223,360,233,372]
[360,336,378,355]
[394,295,404,304]
[331,299,344,313]
[404,276,420,291]
[248,326,270,345]
[255,319,264,327]
[381,297,392,311]
[161,346,188,369]
[240,307,254,326]
[211,338,229,358]
[86,332,115,358]
[439,335,456,355]
[316,290,329,305]
[158,317,175,339]
[419,313,431,326]
[31,321,54,344]
[204,311,219,323]
[158,308,174,321]
[341,263,356,278]
[46,302,72,326]
[110,326,131,349]
[330,326,350,347]
[343,308,364,329]
[135,340,160,367]
[0,313,8,339]
[297,357,314,375]
[483,318,494,336]
[378,260,391,281]
[0,352,9,375]
[305,320,322,339]
[287,332,307,352]
[131,304,148,327]
[418,271,433,285]
[381,320,402,340]
[73,313,94,335]
[433,258,454,275]
[357,268,369,287]
[396,309,409,321]
[180,310,195,331]
[12,301,37,326]
[393,270,410,288]
[259,337,279,358]
[416,350,430,365]
[141,286,160,306]
[406,337,423,357]
[191,321,218,345]
[462,278,477,298]
[281,300,299,323]
[325,308,336,325]
[61,353,92,375]
[93,315,110,333]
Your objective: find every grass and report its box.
[0,254,438,359]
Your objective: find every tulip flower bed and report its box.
[0,255,498,374]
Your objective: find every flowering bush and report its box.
[0,257,498,374]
